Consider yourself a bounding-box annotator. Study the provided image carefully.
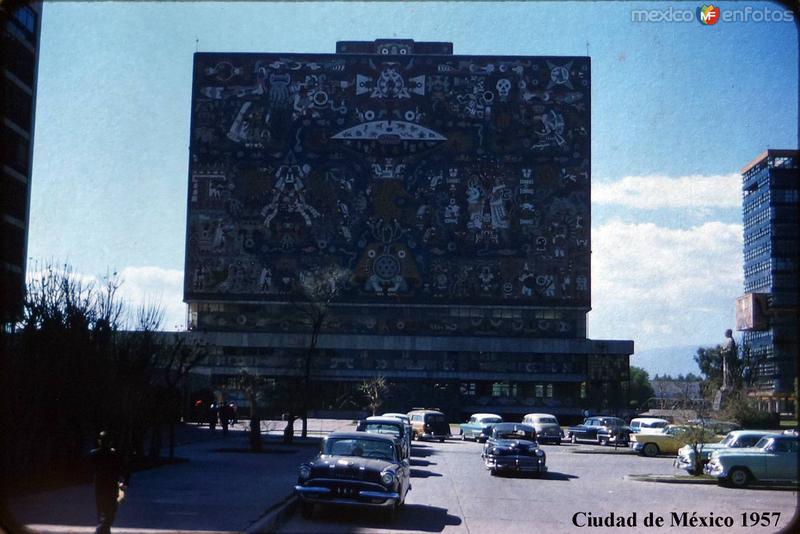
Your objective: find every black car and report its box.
[481,423,547,477]
[294,432,411,521]
[567,416,628,445]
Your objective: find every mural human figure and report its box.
[721,329,738,391]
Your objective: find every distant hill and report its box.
[630,345,710,378]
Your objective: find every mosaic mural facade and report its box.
[185,45,591,334]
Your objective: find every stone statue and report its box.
[721,329,738,391]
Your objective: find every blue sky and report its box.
[28,1,798,360]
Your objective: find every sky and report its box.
[27,1,798,361]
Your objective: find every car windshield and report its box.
[325,438,395,460]
[720,433,735,446]
[427,414,446,423]
[480,417,502,424]
[363,423,401,436]
[536,417,558,424]
[496,429,535,440]
[754,437,771,448]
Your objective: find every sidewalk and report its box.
[6,420,356,534]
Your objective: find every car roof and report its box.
[631,417,669,424]
[470,413,502,419]
[363,417,404,425]
[524,413,558,419]
[408,409,444,415]
[326,431,398,442]
[382,413,409,419]
[727,429,781,436]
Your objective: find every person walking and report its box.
[90,431,129,534]
[209,403,218,432]
[220,403,230,436]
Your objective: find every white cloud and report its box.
[588,220,743,351]
[116,266,185,331]
[593,174,741,209]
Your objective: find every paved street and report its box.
[280,438,798,534]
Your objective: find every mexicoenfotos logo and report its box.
[697,5,720,25]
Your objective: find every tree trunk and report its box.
[249,417,262,451]
[168,422,175,460]
[283,414,295,444]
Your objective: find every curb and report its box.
[246,494,298,534]
[625,474,717,484]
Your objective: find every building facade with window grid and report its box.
[739,149,798,414]
[1,1,42,329]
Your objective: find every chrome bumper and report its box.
[294,485,400,506]
[484,457,547,473]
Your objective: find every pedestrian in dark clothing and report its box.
[220,403,230,436]
[209,403,218,432]
[90,431,129,534]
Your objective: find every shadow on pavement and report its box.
[410,458,437,467]
[311,503,462,531]
[410,447,437,458]
[410,468,443,478]
[542,471,579,481]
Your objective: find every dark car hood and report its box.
[309,455,393,482]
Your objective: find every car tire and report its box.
[489,469,498,476]
[642,443,659,457]
[598,436,608,446]
[439,438,445,443]
[555,439,562,446]
[727,467,750,488]
[300,501,314,520]
[571,434,577,444]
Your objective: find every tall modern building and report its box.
[737,149,799,414]
[184,40,633,421]
[0,1,41,329]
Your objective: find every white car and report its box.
[629,417,669,433]
[674,430,780,474]
[704,434,798,487]
[381,413,413,450]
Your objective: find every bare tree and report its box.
[285,265,350,440]
[360,376,389,416]
[231,369,269,451]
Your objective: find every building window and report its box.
[460,382,476,396]
[546,383,553,398]
[535,384,544,397]
[491,382,517,397]
[580,382,587,399]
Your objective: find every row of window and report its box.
[743,208,771,231]
[744,273,772,293]
[743,260,771,278]
[743,242,770,263]
[742,191,770,215]
[743,226,770,247]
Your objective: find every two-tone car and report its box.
[704,434,798,488]
[357,416,411,459]
[459,413,503,442]
[481,423,547,477]
[630,425,720,457]
[674,430,781,475]
[521,413,563,445]
[567,416,627,445]
[408,409,450,442]
[295,432,411,521]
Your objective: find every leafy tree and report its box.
[694,346,723,391]
[629,366,655,410]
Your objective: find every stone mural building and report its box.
[184,40,633,421]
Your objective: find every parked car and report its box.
[567,416,627,444]
[630,425,721,457]
[381,413,413,448]
[629,417,669,433]
[408,409,450,442]
[481,423,547,477]
[459,413,503,442]
[521,413,563,445]
[704,434,798,488]
[674,430,781,475]
[294,432,411,521]
[357,417,411,459]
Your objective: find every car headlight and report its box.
[381,471,395,486]
[535,449,545,457]
[299,465,311,479]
